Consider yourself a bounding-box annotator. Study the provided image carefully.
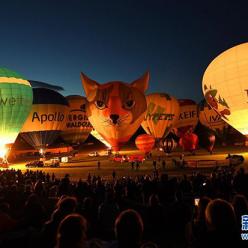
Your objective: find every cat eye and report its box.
[124,99,135,109]
[95,100,106,109]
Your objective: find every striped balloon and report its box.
[135,134,155,153]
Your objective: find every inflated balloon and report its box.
[141,93,180,139]
[20,88,69,151]
[160,137,177,154]
[0,68,33,159]
[61,95,92,145]
[135,134,155,154]
[207,134,216,154]
[202,43,248,138]
[198,99,229,138]
[81,72,149,151]
[179,133,199,153]
[174,99,198,137]
[90,129,111,148]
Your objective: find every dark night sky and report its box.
[1,0,248,102]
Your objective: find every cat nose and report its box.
[110,114,119,124]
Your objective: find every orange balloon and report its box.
[81,72,149,151]
[135,134,155,153]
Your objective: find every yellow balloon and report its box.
[141,93,180,139]
[203,43,248,137]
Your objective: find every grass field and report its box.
[3,144,247,181]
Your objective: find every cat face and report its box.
[81,72,149,150]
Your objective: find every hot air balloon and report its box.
[141,93,180,141]
[174,99,198,137]
[0,68,33,162]
[90,129,112,148]
[81,72,149,151]
[202,43,248,143]
[160,137,177,154]
[20,88,69,153]
[61,95,93,145]
[179,133,199,153]
[198,99,229,142]
[135,134,155,154]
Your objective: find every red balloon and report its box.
[179,133,199,152]
[207,134,216,153]
[135,134,155,154]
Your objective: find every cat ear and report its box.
[131,71,149,93]
[80,72,99,101]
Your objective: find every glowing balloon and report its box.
[0,68,33,160]
[61,95,93,145]
[135,134,155,154]
[81,72,149,151]
[141,93,180,139]
[202,43,248,138]
[198,99,229,138]
[160,137,177,153]
[20,88,69,151]
[90,129,111,148]
[174,99,198,137]
[179,133,198,153]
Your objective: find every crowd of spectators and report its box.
[0,166,248,248]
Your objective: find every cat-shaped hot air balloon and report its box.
[81,72,149,151]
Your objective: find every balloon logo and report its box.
[141,93,180,139]
[20,88,69,151]
[203,42,248,137]
[81,72,149,151]
[61,95,93,145]
[135,134,155,154]
[0,68,33,161]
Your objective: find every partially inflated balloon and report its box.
[81,72,149,151]
[198,99,229,138]
[202,43,248,138]
[174,99,198,137]
[135,134,155,154]
[0,68,33,155]
[90,129,111,148]
[179,133,198,153]
[160,137,177,153]
[20,88,69,150]
[61,95,92,144]
[141,93,180,139]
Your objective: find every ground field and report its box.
[1,144,248,181]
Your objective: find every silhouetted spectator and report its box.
[115,209,144,248]
[56,214,87,248]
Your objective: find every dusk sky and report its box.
[1,0,248,102]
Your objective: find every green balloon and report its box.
[0,68,33,147]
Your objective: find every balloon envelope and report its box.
[61,95,92,144]
[179,133,199,152]
[81,72,149,151]
[174,99,198,137]
[20,88,69,150]
[90,129,111,148]
[0,68,33,147]
[135,134,155,153]
[141,93,180,139]
[203,42,248,137]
